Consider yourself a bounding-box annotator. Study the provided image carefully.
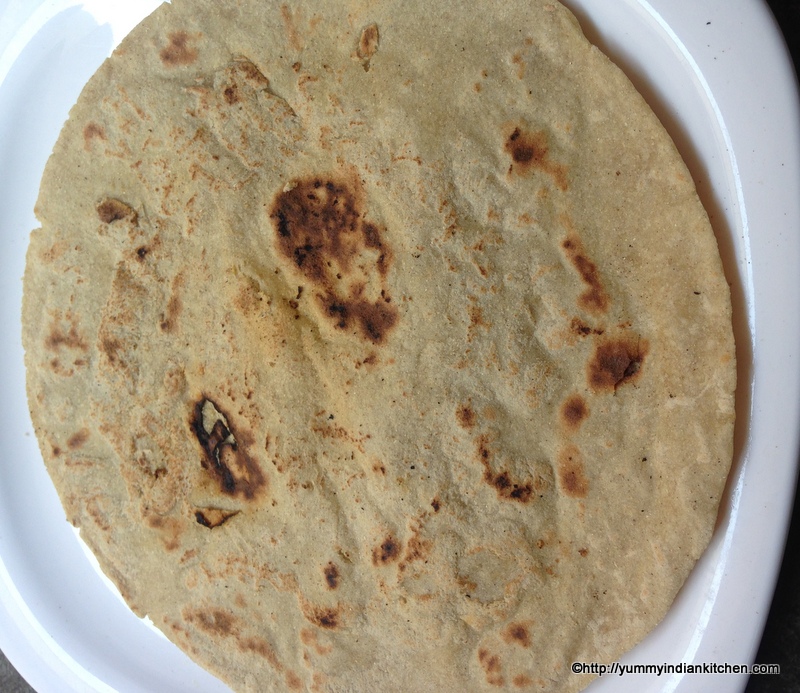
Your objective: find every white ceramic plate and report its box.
[1,1,798,691]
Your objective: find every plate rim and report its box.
[1,0,799,691]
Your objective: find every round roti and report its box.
[22,0,736,691]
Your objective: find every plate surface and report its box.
[0,1,798,691]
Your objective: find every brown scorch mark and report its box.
[478,648,505,687]
[570,317,604,337]
[324,562,339,589]
[160,274,184,332]
[160,292,182,331]
[402,528,432,567]
[236,59,271,86]
[223,84,240,104]
[303,604,340,630]
[83,122,106,149]
[183,607,284,671]
[356,23,379,71]
[300,628,333,656]
[186,607,236,636]
[285,672,304,691]
[269,175,398,345]
[159,31,198,66]
[96,198,137,225]
[145,514,184,552]
[194,507,240,528]
[46,317,88,352]
[561,234,609,315]
[560,394,588,432]
[502,622,532,648]
[504,126,568,191]
[67,429,89,449]
[456,402,476,429]
[558,445,588,498]
[587,335,648,392]
[280,4,304,52]
[190,397,267,500]
[372,535,402,565]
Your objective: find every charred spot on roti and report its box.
[506,128,538,165]
[477,434,492,463]
[561,235,609,315]
[570,317,604,337]
[560,394,588,432]
[271,177,364,275]
[588,335,648,392]
[558,445,588,498]
[159,31,198,67]
[317,293,397,344]
[270,175,398,345]
[476,435,534,503]
[324,562,340,589]
[194,507,240,528]
[302,600,342,630]
[356,23,379,71]
[190,397,267,500]
[501,476,532,502]
[96,198,137,225]
[372,535,402,565]
[504,126,568,191]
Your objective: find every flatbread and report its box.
[22,0,736,691]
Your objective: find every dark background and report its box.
[746,2,800,690]
[1,1,799,692]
